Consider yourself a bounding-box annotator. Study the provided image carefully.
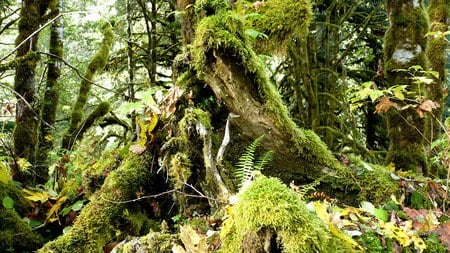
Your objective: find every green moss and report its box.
[356,163,401,204]
[220,176,353,252]
[112,230,179,253]
[357,232,384,252]
[0,182,44,251]
[245,0,312,53]
[63,22,114,150]
[192,5,346,181]
[384,0,429,173]
[39,154,150,253]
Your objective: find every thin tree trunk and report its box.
[13,0,50,185]
[36,0,63,181]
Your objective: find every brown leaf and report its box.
[416,99,439,118]
[375,96,398,114]
[163,85,184,118]
[434,222,450,250]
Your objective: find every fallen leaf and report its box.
[434,222,450,250]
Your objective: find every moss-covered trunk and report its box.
[38,153,164,253]
[62,23,113,151]
[13,0,51,185]
[384,0,429,173]
[36,0,63,176]
[425,0,449,141]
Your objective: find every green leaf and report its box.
[369,90,384,102]
[63,226,72,234]
[71,200,84,211]
[2,196,14,209]
[374,208,388,222]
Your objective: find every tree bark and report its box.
[13,0,50,184]
[384,0,429,173]
[425,0,449,142]
[36,0,63,181]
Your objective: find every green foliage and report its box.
[235,135,272,189]
[221,176,351,252]
[2,196,13,209]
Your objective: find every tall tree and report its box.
[13,0,51,184]
[35,0,63,181]
[425,0,449,142]
[384,0,429,173]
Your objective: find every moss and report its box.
[111,230,179,253]
[357,232,384,252]
[39,154,150,253]
[169,152,192,189]
[384,0,429,173]
[0,182,44,251]
[245,0,313,53]
[355,163,401,204]
[220,176,353,252]
[82,150,124,196]
[63,22,114,150]
[192,5,346,181]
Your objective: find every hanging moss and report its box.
[383,0,429,173]
[63,22,114,150]
[220,176,354,252]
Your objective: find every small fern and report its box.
[235,135,272,189]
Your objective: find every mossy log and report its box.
[38,153,161,253]
[0,182,44,251]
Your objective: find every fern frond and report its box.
[235,135,272,189]
[254,150,273,171]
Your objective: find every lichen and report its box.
[220,176,353,252]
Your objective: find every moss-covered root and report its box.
[220,176,354,253]
[38,154,150,253]
[0,182,44,251]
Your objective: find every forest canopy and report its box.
[1,0,450,252]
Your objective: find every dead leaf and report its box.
[163,86,184,118]
[375,96,398,114]
[416,99,439,118]
[434,222,450,250]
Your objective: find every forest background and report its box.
[2,0,450,252]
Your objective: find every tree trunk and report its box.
[13,0,50,185]
[62,23,113,151]
[36,0,63,180]
[425,0,449,141]
[384,0,429,173]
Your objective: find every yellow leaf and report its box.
[386,163,395,172]
[45,135,54,142]
[0,163,10,184]
[313,201,330,223]
[22,189,50,203]
[46,196,68,223]
[17,158,32,170]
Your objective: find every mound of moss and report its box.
[220,176,353,252]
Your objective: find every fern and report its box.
[235,135,272,189]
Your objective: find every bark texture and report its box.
[384,0,429,173]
